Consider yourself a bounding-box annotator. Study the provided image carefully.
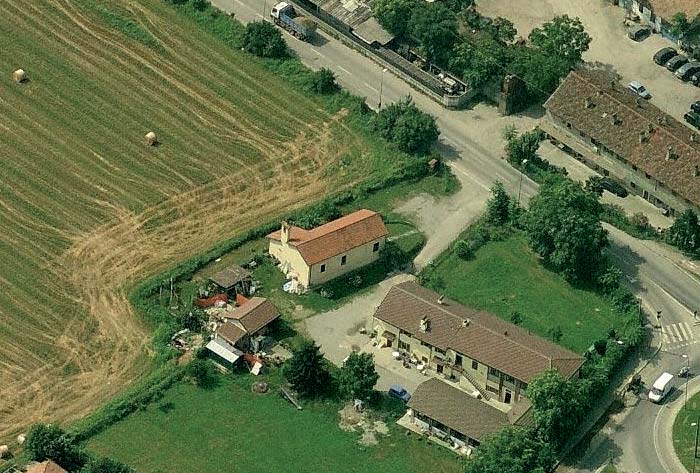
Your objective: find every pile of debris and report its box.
[338,401,390,446]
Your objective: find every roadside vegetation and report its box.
[673,391,700,471]
[373,0,590,109]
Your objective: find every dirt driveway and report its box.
[477,0,699,123]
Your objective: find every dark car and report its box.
[675,62,700,81]
[628,25,651,41]
[600,177,628,198]
[666,55,689,71]
[388,384,411,402]
[685,111,700,128]
[692,101,700,113]
[654,47,678,65]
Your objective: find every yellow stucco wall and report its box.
[309,237,385,286]
[268,239,311,287]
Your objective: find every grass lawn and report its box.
[673,391,700,471]
[423,234,623,353]
[600,465,619,473]
[87,373,462,473]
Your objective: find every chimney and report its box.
[584,97,594,109]
[665,146,675,161]
[462,318,471,327]
[419,316,430,333]
[694,165,700,177]
[437,295,445,305]
[280,221,290,245]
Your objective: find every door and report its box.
[437,364,444,374]
[504,390,512,404]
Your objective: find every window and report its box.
[341,255,347,266]
[434,347,446,356]
[471,360,478,370]
[320,264,326,273]
[398,340,410,351]
[373,242,380,252]
[488,367,500,377]
[504,374,515,384]
[455,354,463,366]
[486,385,499,394]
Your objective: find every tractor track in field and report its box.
[0,0,369,440]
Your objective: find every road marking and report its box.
[679,323,692,340]
[337,66,351,75]
[312,49,326,59]
[653,403,673,473]
[364,82,379,93]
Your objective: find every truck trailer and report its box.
[270,2,317,41]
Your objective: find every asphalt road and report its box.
[211,1,700,470]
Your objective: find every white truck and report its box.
[648,372,674,403]
[270,2,317,41]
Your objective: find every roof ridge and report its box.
[296,210,376,247]
[572,70,699,157]
[395,283,560,363]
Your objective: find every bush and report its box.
[305,68,339,94]
[186,359,219,388]
[25,424,85,471]
[80,457,135,473]
[454,239,475,259]
[372,97,439,155]
[242,21,287,58]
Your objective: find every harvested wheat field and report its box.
[0,0,408,441]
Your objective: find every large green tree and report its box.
[242,21,287,58]
[486,181,511,225]
[670,12,691,38]
[373,0,418,39]
[522,175,608,282]
[25,424,85,472]
[527,369,590,445]
[449,37,508,89]
[409,3,458,66]
[507,46,571,101]
[285,340,331,398]
[464,427,556,473]
[528,15,591,64]
[372,97,439,154]
[337,352,379,399]
[505,129,542,167]
[666,209,700,255]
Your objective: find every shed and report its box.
[206,337,243,368]
[209,264,252,296]
[352,18,395,47]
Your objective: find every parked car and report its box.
[666,54,689,71]
[628,25,651,41]
[628,81,651,99]
[685,111,700,128]
[692,73,700,86]
[600,177,628,198]
[675,62,700,81]
[388,384,411,402]
[691,101,700,113]
[654,47,677,65]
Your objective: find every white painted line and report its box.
[312,49,326,59]
[679,323,691,341]
[672,324,683,341]
[364,82,379,93]
[337,66,351,75]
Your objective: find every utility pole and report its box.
[517,159,528,206]
[685,354,691,410]
[693,420,700,473]
[378,68,387,109]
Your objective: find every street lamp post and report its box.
[693,421,700,473]
[517,159,528,206]
[378,68,387,109]
[263,0,267,21]
[684,354,690,410]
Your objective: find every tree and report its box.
[529,15,591,65]
[372,0,418,39]
[80,458,135,473]
[372,97,439,154]
[292,199,341,229]
[522,175,608,282]
[242,21,287,58]
[505,129,542,167]
[509,311,523,325]
[597,265,622,295]
[463,427,556,473]
[178,308,205,332]
[191,0,209,11]
[584,175,604,197]
[666,209,700,255]
[449,37,507,89]
[306,68,339,94]
[186,359,218,388]
[337,352,379,399]
[25,424,85,472]
[507,46,571,102]
[527,369,589,445]
[285,340,331,398]
[409,3,458,66]
[486,181,511,225]
[487,17,517,44]
[670,12,691,38]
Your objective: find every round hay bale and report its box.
[12,69,27,83]
[16,434,25,445]
[0,445,8,458]
[144,131,158,146]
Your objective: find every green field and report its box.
[87,374,462,473]
[0,0,413,440]
[423,235,623,353]
[673,391,700,471]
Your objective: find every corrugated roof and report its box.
[544,69,700,207]
[407,379,508,441]
[353,17,394,45]
[226,297,280,334]
[207,338,243,364]
[267,209,388,265]
[373,282,584,383]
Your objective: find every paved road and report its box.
[212,1,700,470]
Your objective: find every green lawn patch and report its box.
[87,374,462,473]
[673,391,700,471]
[422,234,623,353]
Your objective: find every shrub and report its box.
[186,359,219,388]
[372,97,439,155]
[242,21,287,58]
[306,68,339,94]
[25,424,85,471]
[80,457,135,473]
[454,239,476,259]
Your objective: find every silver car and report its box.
[628,81,651,99]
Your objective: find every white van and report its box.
[649,372,674,403]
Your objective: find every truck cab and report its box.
[649,372,673,403]
[270,1,292,20]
